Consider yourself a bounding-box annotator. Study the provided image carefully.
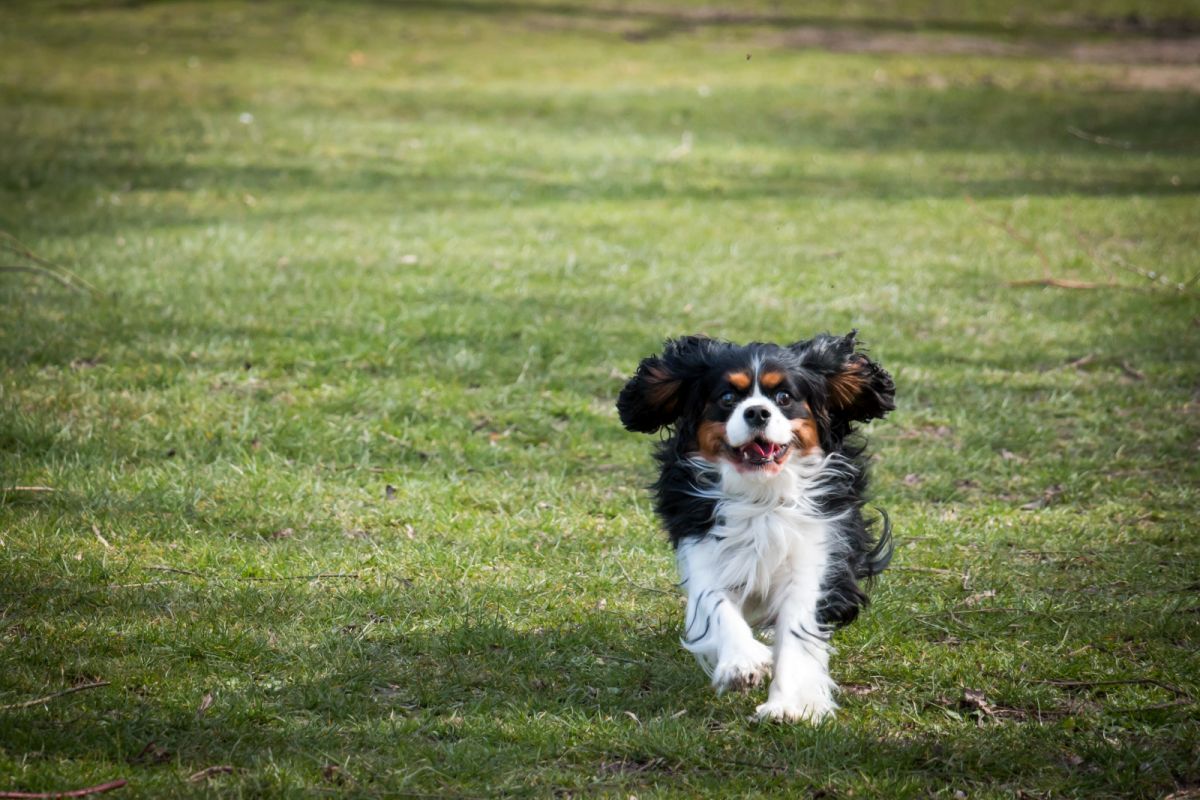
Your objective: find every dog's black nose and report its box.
[742,405,771,427]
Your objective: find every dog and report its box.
[617,331,895,722]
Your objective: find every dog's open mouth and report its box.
[732,437,789,468]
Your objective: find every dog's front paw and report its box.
[754,692,836,724]
[712,641,773,694]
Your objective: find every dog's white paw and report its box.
[711,641,773,694]
[754,692,836,724]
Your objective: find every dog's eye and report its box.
[719,392,737,409]
[774,391,793,407]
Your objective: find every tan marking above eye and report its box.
[727,371,751,391]
[759,371,786,390]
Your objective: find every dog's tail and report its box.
[860,507,894,579]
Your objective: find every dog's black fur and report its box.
[618,331,895,628]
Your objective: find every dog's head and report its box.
[617,331,894,475]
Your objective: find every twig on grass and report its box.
[1106,251,1189,292]
[0,681,110,711]
[986,675,1196,716]
[145,565,202,577]
[965,195,1054,281]
[332,464,387,473]
[1009,548,1097,557]
[239,573,360,582]
[1164,789,1200,800]
[0,265,82,291]
[144,565,360,583]
[918,607,1025,616]
[1006,277,1109,289]
[1067,125,1132,149]
[614,559,675,596]
[964,195,1180,291]
[383,792,488,800]
[1066,211,1191,292]
[696,756,791,773]
[0,781,127,799]
[1119,361,1146,380]
[187,766,234,783]
[942,690,1189,722]
[1108,698,1194,713]
[1065,354,1096,370]
[890,566,957,576]
[91,524,111,549]
[1,486,56,493]
[0,232,100,296]
[1026,677,1191,699]
[595,653,649,666]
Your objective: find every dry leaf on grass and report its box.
[188,765,234,782]
[129,741,171,765]
[1021,484,1064,510]
[322,765,354,785]
[963,590,997,606]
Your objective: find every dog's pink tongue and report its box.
[748,441,771,459]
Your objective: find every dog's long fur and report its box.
[617,331,895,722]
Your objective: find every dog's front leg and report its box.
[676,538,773,693]
[755,567,837,723]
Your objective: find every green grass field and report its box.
[2,1,1198,797]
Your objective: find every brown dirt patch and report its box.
[775,27,1200,67]
[772,27,1200,91]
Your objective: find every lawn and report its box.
[1,1,1198,797]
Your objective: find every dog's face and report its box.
[618,331,894,475]
[697,357,819,475]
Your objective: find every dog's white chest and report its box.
[710,496,832,605]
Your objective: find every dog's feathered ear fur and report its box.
[617,335,721,434]
[791,330,895,424]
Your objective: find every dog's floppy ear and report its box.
[617,335,718,433]
[791,330,895,423]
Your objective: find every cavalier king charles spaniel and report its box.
[617,331,895,722]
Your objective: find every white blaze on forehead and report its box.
[725,387,793,447]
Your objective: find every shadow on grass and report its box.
[66,0,1200,40]
[4,81,1199,226]
[6,150,1198,222]
[0,576,1193,796]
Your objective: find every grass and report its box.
[1,0,1198,797]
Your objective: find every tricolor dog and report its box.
[617,331,895,722]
